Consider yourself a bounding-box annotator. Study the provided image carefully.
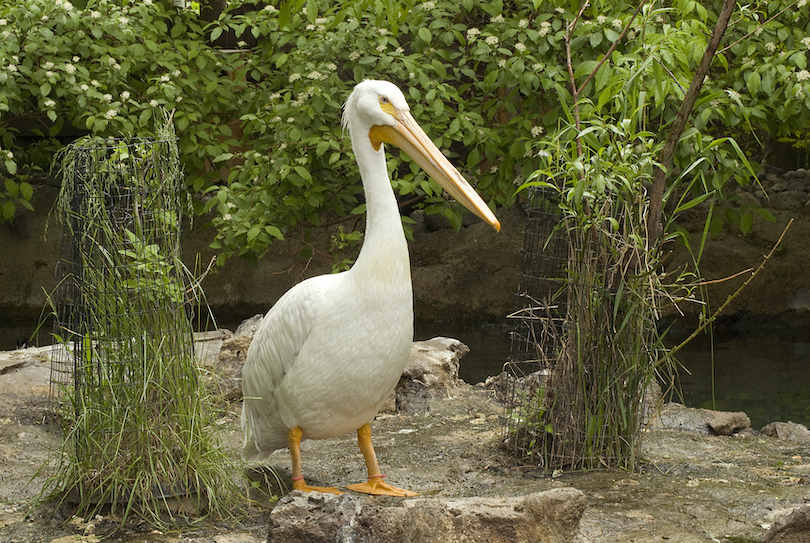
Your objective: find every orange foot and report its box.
[346,477,417,497]
[292,478,342,495]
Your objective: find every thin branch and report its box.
[661,218,793,365]
[646,0,736,248]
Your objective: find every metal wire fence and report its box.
[504,187,658,472]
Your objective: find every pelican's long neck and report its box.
[348,126,410,285]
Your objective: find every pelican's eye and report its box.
[379,95,395,115]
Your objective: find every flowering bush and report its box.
[1,0,809,259]
[0,0,243,220]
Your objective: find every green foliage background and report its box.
[1,0,808,261]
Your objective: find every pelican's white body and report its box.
[241,81,413,461]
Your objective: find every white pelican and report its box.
[241,79,500,496]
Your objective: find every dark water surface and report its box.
[5,315,808,430]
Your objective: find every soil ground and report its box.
[1,345,809,543]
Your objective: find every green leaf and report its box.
[740,212,753,235]
[746,71,761,96]
[1,200,14,220]
[418,27,431,44]
[5,160,17,176]
[19,182,32,200]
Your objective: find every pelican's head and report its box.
[344,80,500,232]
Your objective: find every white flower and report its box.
[612,18,623,29]
[7,64,17,72]
[485,35,499,45]
[149,99,159,107]
[44,61,55,70]
[799,0,807,7]
[395,47,404,54]
[64,63,76,74]
[41,15,48,21]
[6,151,12,159]
[286,117,294,123]
[532,63,545,72]
[80,84,89,91]
[144,0,153,4]
[305,24,315,31]
[160,74,171,82]
[91,80,99,86]
[378,28,388,35]
[107,57,117,66]
[515,42,526,52]
[105,109,117,119]
[237,41,247,48]
[797,70,810,82]
[0,19,6,25]
[597,15,607,24]
[44,99,56,108]
[802,37,810,48]
[539,21,552,37]
[349,51,361,61]
[121,91,130,99]
[72,56,80,62]
[765,42,776,53]
[490,14,504,23]
[307,70,323,80]
[119,16,129,24]
[466,28,480,41]
[176,95,183,102]
[376,44,386,52]
[531,126,544,137]
[173,69,181,77]
[326,63,337,71]
[45,71,55,79]
[498,59,506,68]
[726,89,741,101]
[518,19,528,28]
[289,73,301,82]
[264,5,277,12]
[490,166,498,173]
[91,10,101,18]
[422,1,435,9]
[103,93,112,102]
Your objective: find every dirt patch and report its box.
[1,345,809,542]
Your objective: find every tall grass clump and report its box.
[42,111,243,527]
[505,103,683,471]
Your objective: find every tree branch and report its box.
[646,0,736,249]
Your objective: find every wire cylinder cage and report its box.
[47,117,209,512]
[504,186,658,472]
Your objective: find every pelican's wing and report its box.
[240,277,326,458]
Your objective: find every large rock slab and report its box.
[761,421,810,443]
[267,488,587,543]
[648,402,751,435]
[765,505,810,543]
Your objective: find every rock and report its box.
[761,421,810,443]
[267,488,587,543]
[194,315,266,401]
[390,337,469,414]
[649,403,751,435]
[773,190,805,210]
[708,410,751,436]
[765,504,810,543]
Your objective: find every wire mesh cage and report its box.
[504,186,658,472]
[46,116,216,517]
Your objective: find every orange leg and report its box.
[288,426,341,494]
[346,423,418,497]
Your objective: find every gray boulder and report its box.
[267,488,587,543]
